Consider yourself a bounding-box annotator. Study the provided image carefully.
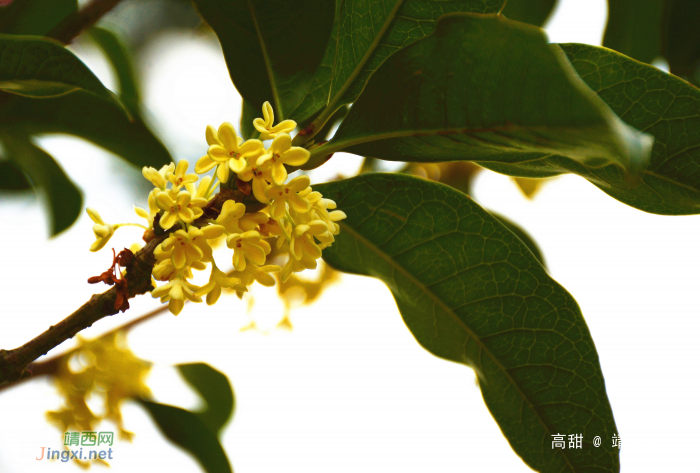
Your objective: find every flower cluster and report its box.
[86,102,345,315]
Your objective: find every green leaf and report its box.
[177,363,235,435]
[489,211,546,268]
[0,0,77,36]
[0,161,30,190]
[481,44,700,215]
[88,27,141,116]
[663,0,700,79]
[293,0,503,126]
[0,34,116,101]
[191,0,335,120]
[325,14,652,174]
[240,100,260,140]
[602,0,664,64]
[139,400,233,473]
[0,90,172,169]
[502,0,558,27]
[1,132,82,235]
[317,173,619,472]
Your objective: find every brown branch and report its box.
[0,233,166,386]
[47,0,124,45]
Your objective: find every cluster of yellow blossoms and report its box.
[87,102,345,315]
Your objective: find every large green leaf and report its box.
[663,0,700,80]
[89,27,141,116]
[481,44,700,215]
[0,0,77,36]
[502,0,558,27]
[489,211,546,268]
[603,0,664,64]
[0,161,31,190]
[0,90,171,169]
[139,400,233,473]
[317,173,619,472]
[191,0,335,120]
[177,362,235,435]
[0,34,116,101]
[291,0,503,127]
[324,14,651,174]
[1,132,82,235]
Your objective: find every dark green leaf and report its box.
[326,14,652,173]
[139,400,233,473]
[177,362,235,435]
[603,0,664,64]
[88,27,141,116]
[0,34,116,101]
[0,90,171,169]
[192,0,335,120]
[663,0,700,79]
[481,44,700,215]
[0,161,30,190]
[489,211,546,268]
[0,0,77,36]
[1,132,82,235]
[317,173,619,473]
[240,100,260,140]
[294,0,503,126]
[502,0,558,27]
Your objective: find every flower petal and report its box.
[271,163,287,186]
[218,122,238,150]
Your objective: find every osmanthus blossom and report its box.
[86,100,346,315]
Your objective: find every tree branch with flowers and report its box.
[2,0,700,471]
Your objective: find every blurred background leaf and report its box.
[0,0,77,36]
[176,362,235,435]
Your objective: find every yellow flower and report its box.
[253,101,296,141]
[160,229,204,269]
[196,123,264,183]
[215,200,246,234]
[257,133,310,185]
[152,277,202,315]
[289,220,328,263]
[265,175,312,220]
[237,155,273,203]
[155,191,196,229]
[142,163,174,190]
[167,159,198,190]
[234,263,281,287]
[86,208,117,252]
[189,224,225,262]
[196,263,243,305]
[226,230,271,271]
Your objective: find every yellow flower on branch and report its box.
[151,277,203,315]
[257,133,310,185]
[155,191,196,229]
[253,101,296,141]
[226,230,271,271]
[142,163,174,190]
[167,159,198,190]
[196,262,244,305]
[215,200,246,234]
[265,175,312,220]
[197,123,264,182]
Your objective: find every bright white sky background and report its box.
[1,0,699,471]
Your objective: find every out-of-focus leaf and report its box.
[328,14,652,173]
[0,34,116,101]
[317,173,619,472]
[293,0,503,126]
[1,132,82,235]
[176,363,234,435]
[240,100,260,140]
[482,44,700,215]
[88,27,140,116]
[0,0,77,36]
[139,400,233,473]
[489,211,546,268]
[502,0,558,27]
[663,0,700,79]
[191,0,335,120]
[0,160,30,190]
[1,90,171,168]
[603,0,664,64]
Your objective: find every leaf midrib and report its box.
[326,0,405,114]
[337,219,577,472]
